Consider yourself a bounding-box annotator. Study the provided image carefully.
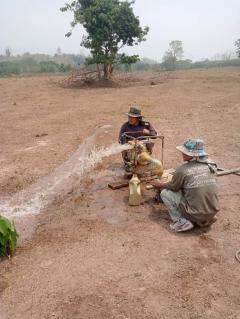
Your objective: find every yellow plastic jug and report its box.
[129,174,141,206]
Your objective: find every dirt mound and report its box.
[58,70,171,89]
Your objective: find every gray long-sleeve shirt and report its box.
[165,160,219,223]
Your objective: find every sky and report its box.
[0,0,239,62]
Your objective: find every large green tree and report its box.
[61,0,149,79]
[162,40,184,71]
[234,39,240,58]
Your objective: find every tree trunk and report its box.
[103,64,111,80]
[109,64,114,75]
[96,64,101,80]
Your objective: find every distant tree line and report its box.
[235,39,240,58]
[0,58,72,76]
[121,57,240,72]
[160,40,240,71]
[1,39,240,77]
[0,52,86,76]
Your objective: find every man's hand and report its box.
[143,128,150,135]
[150,180,166,190]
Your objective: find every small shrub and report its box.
[0,216,18,257]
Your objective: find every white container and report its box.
[129,174,141,206]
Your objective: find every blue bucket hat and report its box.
[176,138,208,157]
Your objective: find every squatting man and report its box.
[151,138,219,232]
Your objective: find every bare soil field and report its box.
[0,69,240,319]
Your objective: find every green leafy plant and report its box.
[0,216,18,257]
[61,0,149,79]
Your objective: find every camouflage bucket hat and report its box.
[176,138,208,157]
[127,107,143,118]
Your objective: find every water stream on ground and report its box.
[0,126,132,220]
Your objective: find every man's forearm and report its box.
[151,180,168,190]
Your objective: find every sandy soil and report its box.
[0,69,240,319]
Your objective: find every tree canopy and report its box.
[61,0,149,79]
[162,40,184,71]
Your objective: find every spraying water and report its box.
[0,126,132,220]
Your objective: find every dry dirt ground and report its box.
[0,69,240,319]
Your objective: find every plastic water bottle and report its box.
[129,174,141,206]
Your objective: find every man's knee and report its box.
[160,189,182,207]
[160,189,173,201]
[122,150,130,162]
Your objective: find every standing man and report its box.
[119,107,157,171]
[151,138,219,232]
